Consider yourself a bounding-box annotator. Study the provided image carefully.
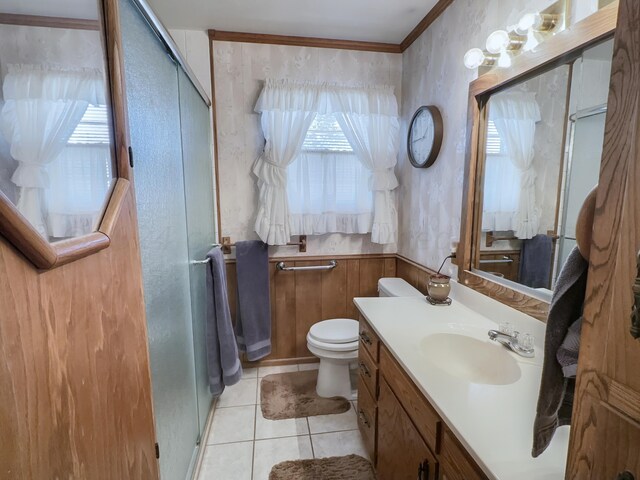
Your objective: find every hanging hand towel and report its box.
[519,234,553,288]
[532,246,588,457]
[206,247,242,396]
[235,240,272,361]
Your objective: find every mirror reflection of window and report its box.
[476,38,614,298]
[0,0,116,242]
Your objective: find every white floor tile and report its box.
[255,411,309,440]
[217,378,258,408]
[252,436,313,480]
[307,406,358,434]
[298,363,319,371]
[257,365,298,377]
[207,405,256,445]
[198,442,253,480]
[311,430,369,460]
[242,367,258,379]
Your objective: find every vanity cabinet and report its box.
[357,316,488,480]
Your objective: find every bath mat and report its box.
[260,370,350,420]
[269,454,375,480]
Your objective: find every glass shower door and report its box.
[178,68,216,436]
[120,1,200,478]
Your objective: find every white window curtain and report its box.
[0,64,105,237]
[46,145,113,238]
[254,80,400,245]
[490,91,541,239]
[288,150,373,234]
[253,80,320,245]
[481,120,520,231]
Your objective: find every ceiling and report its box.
[146,0,439,44]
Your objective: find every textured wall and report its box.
[397,0,557,276]
[212,41,402,257]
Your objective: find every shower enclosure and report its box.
[120,1,216,478]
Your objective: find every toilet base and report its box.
[316,357,356,399]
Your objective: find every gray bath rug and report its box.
[269,454,375,480]
[260,370,351,420]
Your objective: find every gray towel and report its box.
[206,247,242,396]
[235,241,272,361]
[519,234,553,288]
[557,317,582,378]
[532,246,588,457]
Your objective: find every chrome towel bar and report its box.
[276,260,337,272]
[191,258,210,265]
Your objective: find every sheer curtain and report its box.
[334,86,400,244]
[0,64,105,236]
[253,80,320,245]
[288,150,373,234]
[253,80,399,245]
[46,145,113,238]
[490,91,541,239]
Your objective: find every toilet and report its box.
[307,278,423,398]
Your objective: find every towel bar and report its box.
[479,257,513,264]
[276,260,337,272]
[191,258,210,265]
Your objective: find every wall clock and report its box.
[407,105,443,168]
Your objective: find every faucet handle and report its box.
[518,333,535,351]
[499,321,515,337]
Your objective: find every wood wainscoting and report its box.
[396,255,437,295]
[226,254,396,366]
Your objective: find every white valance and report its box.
[253,79,400,245]
[255,79,399,117]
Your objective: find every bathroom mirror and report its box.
[0,0,131,269]
[457,4,618,320]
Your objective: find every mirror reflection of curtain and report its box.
[0,64,105,237]
[490,91,541,239]
[47,145,113,238]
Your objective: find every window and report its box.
[68,105,111,145]
[482,119,521,232]
[287,113,374,235]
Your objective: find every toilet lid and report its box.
[309,319,359,344]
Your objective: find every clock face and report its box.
[408,106,442,168]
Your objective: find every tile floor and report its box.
[198,363,368,480]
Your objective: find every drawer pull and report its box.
[616,472,635,480]
[358,409,370,428]
[359,362,371,377]
[359,331,372,346]
[417,460,430,480]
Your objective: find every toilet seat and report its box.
[308,319,359,344]
[307,335,359,352]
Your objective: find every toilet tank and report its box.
[378,278,423,297]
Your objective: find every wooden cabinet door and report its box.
[377,378,437,480]
[568,0,640,477]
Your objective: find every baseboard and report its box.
[242,356,317,368]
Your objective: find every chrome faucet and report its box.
[488,328,535,358]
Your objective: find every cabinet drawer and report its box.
[356,374,377,463]
[380,345,441,453]
[440,429,488,480]
[358,344,378,400]
[358,316,380,362]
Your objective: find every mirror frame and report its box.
[0,0,132,270]
[457,2,619,321]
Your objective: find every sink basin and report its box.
[420,333,521,385]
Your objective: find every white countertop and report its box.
[354,281,569,480]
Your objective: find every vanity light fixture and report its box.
[486,29,526,54]
[517,12,560,33]
[463,48,497,70]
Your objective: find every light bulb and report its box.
[497,50,512,68]
[517,12,558,33]
[486,30,510,54]
[523,30,541,52]
[464,48,486,69]
[518,13,540,32]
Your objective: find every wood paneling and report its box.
[208,30,402,54]
[0,191,158,479]
[227,254,395,364]
[568,0,640,475]
[456,3,619,322]
[399,0,454,52]
[396,254,436,295]
[440,429,488,480]
[0,13,100,30]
